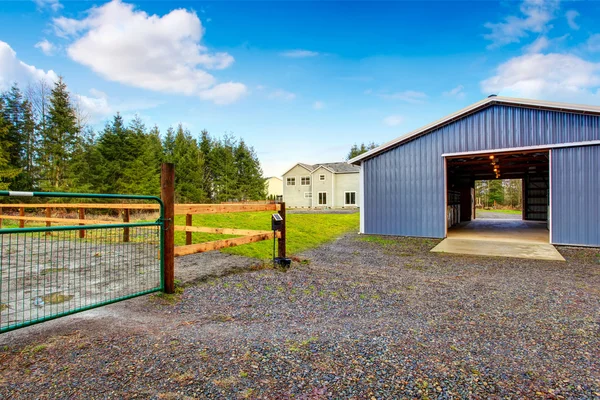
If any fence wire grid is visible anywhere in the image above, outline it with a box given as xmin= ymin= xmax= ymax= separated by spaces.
xmin=0 ymin=224 xmax=162 ymax=333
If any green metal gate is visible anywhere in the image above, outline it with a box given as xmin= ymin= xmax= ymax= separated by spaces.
xmin=0 ymin=191 xmax=164 ymax=333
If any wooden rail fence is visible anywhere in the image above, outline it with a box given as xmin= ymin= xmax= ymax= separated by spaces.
xmin=0 ymin=163 xmax=286 ymax=294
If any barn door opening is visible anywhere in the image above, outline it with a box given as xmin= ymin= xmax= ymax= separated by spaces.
xmin=445 ymin=150 xmax=549 ymax=244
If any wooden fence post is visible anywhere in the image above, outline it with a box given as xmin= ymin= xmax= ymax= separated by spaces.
xmin=161 ymin=163 xmax=175 ymax=294
xmin=19 ymin=207 xmax=25 ymax=228
xmin=278 ymin=202 xmax=286 ymax=258
xmin=123 ymin=208 xmax=130 ymax=242
xmin=46 ymin=207 xmax=52 ymax=236
xmin=186 ymin=214 xmax=192 ymax=245
xmin=79 ymin=208 xmax=85 ymax=239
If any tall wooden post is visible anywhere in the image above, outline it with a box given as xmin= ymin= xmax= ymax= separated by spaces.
xmin=45 ymin=207 xmax=52 ymax=236
xmin=277 ymin=202 xmax=286 ymax=258
xmin=19 ymin=207 xmax=25 ymax=228
xmin=78 ymin=208 xmax=85 ymax=238
xmin=45 ymin=207 xmax=51 ymax=228
xmin=185 ymin=214 xmax=192 ymax=245
xmin=161 ymin=163 xmax=175 ymax=294
xmin=123 ymin=208 xmax=130 ymax=242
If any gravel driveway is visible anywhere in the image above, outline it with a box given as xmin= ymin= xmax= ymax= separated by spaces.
xmin=1 ymin=233 xmax=599 ymax=398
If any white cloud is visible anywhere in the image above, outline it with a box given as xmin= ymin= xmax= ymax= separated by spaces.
xmin=313 ymin=100 xmax=325 ymax=110
xmin=268 ymin=89 xmax=296 ymax=101
xmin=524 ymin=36 xmax=550 ymax=53
xmin=484 ymin=0 xmax=559 ymax=48
xmin=280 ymin=49 xmax=319 ymax=58
xmin=53 ymin=0 xmax=245 ymax=105
xmin=587 ymin=34 xmax=600 ymax=53
xmin=383 ymin=115 xmax=404 ymax=127
xmin=379 ymin=90 xmax=427 ymax=103
xmin=481 ymin=53 xmax=600 ymax=103
xmin=34 ymin=0 xmax=62 ymax=12
xmin=198 ymin=82 xmax=248 ymax=105
xmin=74 ymin=88 xmax=163 ymax=123
xmin=0 ymin=40 xmax=58 ymax=90
xmin=34 ymin=39 xmax=56 ymax=55
xmin=73 ymin=90 xmax=112 ymax=123
xmin=443 ymin=85 xmax=466 ymax=99
xmin=566 ymin=10 xmax=580 ymax=30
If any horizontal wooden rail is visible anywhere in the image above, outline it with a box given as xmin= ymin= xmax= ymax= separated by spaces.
xmin=174 ymin=232 xmax=274 ymax=257
xmin=174 ymin=225 xmax=277 ymax=236
xmin=0 ymin=202 xmax=281 ymax=215
xmin=175 ymin=203 xmax=280 ymax=215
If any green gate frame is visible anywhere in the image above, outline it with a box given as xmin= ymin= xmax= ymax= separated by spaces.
xmin=0 ymin=190 xmax=165 ymax=333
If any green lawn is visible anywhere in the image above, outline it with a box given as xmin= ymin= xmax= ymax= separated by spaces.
xmin=174 ymin=211 xmax=359 ymax=259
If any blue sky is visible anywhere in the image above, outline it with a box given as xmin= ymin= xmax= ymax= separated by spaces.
xmin=1 ymin=0 xmax=600 ymax=177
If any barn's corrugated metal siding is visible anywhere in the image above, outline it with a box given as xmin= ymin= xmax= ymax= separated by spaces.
xmin=551 ymin=145 xmax=600 ymax=246
xmin=363 ymin=104 xmax=600 ymax=240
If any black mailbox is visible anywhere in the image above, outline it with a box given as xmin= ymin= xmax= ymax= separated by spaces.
xmin=271 ymin=213 xmax=283 ymax=231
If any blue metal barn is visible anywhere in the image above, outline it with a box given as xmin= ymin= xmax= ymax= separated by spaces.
xmin=350 ymin=96 xmax=600 ymax=247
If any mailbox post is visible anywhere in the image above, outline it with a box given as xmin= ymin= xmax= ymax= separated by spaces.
xmin=271 ymin=209 xmax=290 ymax=268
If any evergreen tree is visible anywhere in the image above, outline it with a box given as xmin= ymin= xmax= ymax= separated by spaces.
xmin=40 ymin=77 xmax=79 ymax=189
xmin=235 ymin=140 xmax=266 ymax=200
xmin=0 ymin=110 xmax=20 ymax=190
xmin=120 ymin=122 xmax=162 ymax=196
xmin=211 ymin=135 xmax=238 ymax=202
xmin=162 ymin=127 xmax=176 ymax=163
xmin=172 ymin=124 xmax=206 ymax=202
xmin=96 ymin=113 xmax=136 ymax=193
xmin=346 ymin=142 xmax=378 ymax=160
xmin=198 ymin=129 xmax=214 ymax=200
xmin=68 ymin=128 xmax=104 ymax=193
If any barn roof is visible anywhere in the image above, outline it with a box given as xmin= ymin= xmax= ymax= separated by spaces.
xmin=349 ymin=96 xmax=600 ymax=165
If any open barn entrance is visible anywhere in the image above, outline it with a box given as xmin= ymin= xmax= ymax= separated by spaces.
xmin=445 ymin=150 xmax=550 ymax=244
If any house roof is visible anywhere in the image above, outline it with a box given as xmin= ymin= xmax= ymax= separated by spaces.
xmin=282 ymin=162 xmax=359 ymax=176
xmin=349 ymin=96 xmax=600 ymax=165
xmin=317 ymin=162 xmax=360 ymax=173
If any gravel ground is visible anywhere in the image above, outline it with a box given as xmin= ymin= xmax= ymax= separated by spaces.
xmin=1 ymin=233 xmax=599 ymax=399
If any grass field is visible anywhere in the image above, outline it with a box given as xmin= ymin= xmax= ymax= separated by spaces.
xmin=1 ymin=211 xmax=360 ymax=260
xmin=174 ymin=211 xmax=359 ymax=259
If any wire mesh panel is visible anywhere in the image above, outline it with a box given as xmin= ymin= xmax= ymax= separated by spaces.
xmin=0 ymin=191 xmax=164 ymax=333
xmin=0 ymin=224 xmax=162 ymax=333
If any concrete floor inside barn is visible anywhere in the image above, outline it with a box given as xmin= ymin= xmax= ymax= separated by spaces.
xmin=432 ymin=219 xmax=565 ymax=261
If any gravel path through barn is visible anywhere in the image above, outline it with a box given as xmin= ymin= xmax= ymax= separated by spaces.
xmin=1 ymin=233 xmax=599 ymax=398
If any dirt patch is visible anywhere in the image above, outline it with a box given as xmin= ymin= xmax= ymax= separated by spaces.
xmin=175 ymin=251 xmax=264 ymax=285
xmin=1 ymin=233 xmax=599 ymax=398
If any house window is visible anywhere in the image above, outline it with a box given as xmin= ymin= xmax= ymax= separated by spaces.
xmin=304 ymin=192 xmax=312 ymax=198
xmin=286 ymin=177 xmax=295 ymax=186
xmin=319 ymin=174 xmax=325 ymax=181
xmin=345 ymin=191 xmax=356 ymax=205
xmin=318 ymin=192 xmax=327 ymax=205
xmin=301 ymin=176 xmax=311 ymax=185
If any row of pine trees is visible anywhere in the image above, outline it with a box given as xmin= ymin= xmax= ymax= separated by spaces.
xmin=0 ymin=78 xmax=266 ymax=203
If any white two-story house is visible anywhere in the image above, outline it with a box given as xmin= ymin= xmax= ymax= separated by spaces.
xmin=281 ymin=162 xmax=360 ymax=208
